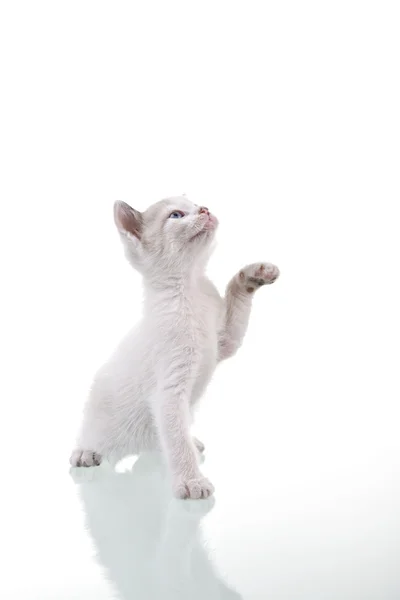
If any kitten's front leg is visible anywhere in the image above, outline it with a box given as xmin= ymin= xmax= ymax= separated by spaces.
xmin=218 ymin=262 xmax=279 ymax=361
xmin=153 ymin=361 xmax=214 ymax=500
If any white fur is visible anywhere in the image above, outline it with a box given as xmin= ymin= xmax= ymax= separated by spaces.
xmin=70 ymin=196 xmax=279 ymax=499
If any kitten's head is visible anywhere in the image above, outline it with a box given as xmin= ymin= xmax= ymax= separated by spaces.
xmin=114 ymin=196 xmax=218 ymax=278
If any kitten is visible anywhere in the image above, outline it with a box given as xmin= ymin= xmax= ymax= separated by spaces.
xmin=70 ymin=196 xmax=279 ymax=499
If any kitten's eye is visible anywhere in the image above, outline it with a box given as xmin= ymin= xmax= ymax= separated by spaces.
xmin=168 ymin=210 xmax=185 ymax=219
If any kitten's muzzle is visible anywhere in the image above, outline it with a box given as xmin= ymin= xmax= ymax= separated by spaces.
xmin=199 ymin=206 xmax=218 ymax=226
xmin=204 ymin=213 xmax=218 ymax=229
xmin=190 ymin=213 xmax=218 ymax=241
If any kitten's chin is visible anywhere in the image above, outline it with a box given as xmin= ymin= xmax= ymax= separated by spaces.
xmin=190 ymin=228 xmax=216 ymax=244
xmin=190 ymin=217 xmax=218 ymax=242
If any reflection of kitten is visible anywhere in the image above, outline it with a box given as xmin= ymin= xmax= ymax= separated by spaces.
xmin=70 ymin=196 xmax=279 ymax=498
xmin=71 ymin=454 xmax=243 ymax=600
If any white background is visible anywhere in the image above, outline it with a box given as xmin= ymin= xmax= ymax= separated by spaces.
xmin=1 ymin=1 xmax=399 ymax=599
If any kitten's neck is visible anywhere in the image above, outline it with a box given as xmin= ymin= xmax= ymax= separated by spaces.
xmin=143 ymin=271 xmax=205 ymax=307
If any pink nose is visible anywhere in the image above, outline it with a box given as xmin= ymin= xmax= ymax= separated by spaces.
xmin=199 ymin=206 xmax=210 ymax=215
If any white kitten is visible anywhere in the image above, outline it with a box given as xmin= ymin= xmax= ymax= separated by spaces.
xmin=70 ymin=196 xmax=279 ymax=499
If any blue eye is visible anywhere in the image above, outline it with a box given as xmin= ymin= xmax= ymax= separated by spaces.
xmin=169 ymin=211 xmax=185 ymax=219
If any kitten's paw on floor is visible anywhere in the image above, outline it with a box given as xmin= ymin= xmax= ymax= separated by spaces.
xmin=173 ymin=475 xmax=215 ymax=500
xmin=238 ymin=262 xmax=280 ymax=293
xmin=70 ymin=449 xmax=102 ymax=467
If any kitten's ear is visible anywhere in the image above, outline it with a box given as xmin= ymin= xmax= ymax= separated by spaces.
xmin=114 ymin=201 xmax=143 ymax=240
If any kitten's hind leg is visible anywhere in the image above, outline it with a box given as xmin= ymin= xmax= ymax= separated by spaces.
xmin=70 ymin=389 xmax=117 ymax=468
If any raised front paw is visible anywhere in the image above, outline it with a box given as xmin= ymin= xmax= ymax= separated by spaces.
xmin=173 ymin=474 xmax=215 ymax=500
xmin=238 ymin=262 xmax=280 ymax=293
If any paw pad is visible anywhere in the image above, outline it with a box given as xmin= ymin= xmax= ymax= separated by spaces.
xmin=238 ymin=262 xmax=280 ymax=292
